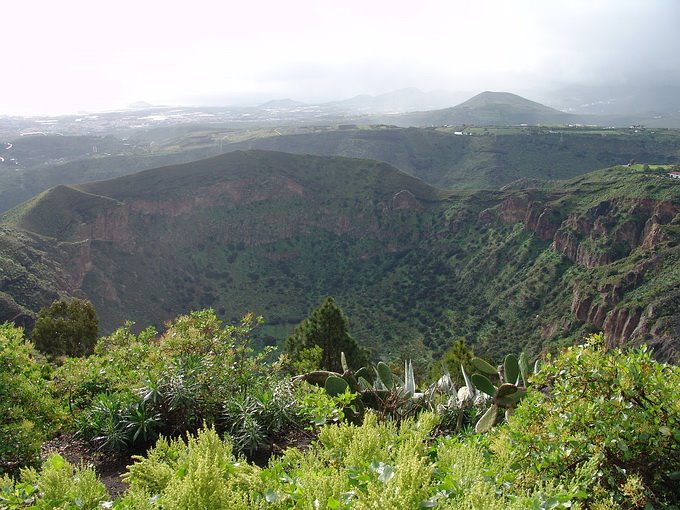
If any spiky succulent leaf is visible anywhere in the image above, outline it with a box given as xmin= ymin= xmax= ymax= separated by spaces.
xmin=341 ymin=352 xmax=349 ymax=373
xmin=461 ymin=364 xmax=476 ymax=400
xmin=436 ymin=372 xmax=456 ymax=395
xmin=504 ymin=354 xmax=520 ymax=385
xmin=404 ymin=359 xmax=416 ymax=397
xmin=534 ymin=359 xmax=542 ymax=375
xmin=377 ymin=362 xmax=394 ymax=390
xmin=475 ymin=404 xmax=498 ymax=433
xmin=471 ymin=357 xmax=498 ymax=375
xmin=471 ymin=373 xmax=496 ymax=397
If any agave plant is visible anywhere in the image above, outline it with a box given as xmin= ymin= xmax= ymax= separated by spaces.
xmin=296 ymin=352 xmax=426 ymax=423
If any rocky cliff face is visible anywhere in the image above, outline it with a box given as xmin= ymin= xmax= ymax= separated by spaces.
xmin=494 ymin=193 xmax=679 ymax=352
xmin=550 ymin=199 xmax=677 ymax=268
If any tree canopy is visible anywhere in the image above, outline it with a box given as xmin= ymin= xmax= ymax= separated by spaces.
xmin=284 ymin=297 xmax=369 ymax=373
xmin=30 ymin=299 xmax=99 ymax=357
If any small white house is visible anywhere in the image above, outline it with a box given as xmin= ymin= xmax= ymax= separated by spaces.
xmin=669 ymin=171 xmax=680 ymax=179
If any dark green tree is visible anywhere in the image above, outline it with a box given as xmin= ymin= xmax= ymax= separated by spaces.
xmin=30 ymin=299 xmax=99 ymax=357
xmin=284 ymin=297 xmax=368 ymax=373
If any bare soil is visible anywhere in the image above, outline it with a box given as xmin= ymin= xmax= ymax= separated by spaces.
xmin=39 ymin=427 xmax=318 ymax=498
xmin=41 ymin=434 xmax=134 ymax=498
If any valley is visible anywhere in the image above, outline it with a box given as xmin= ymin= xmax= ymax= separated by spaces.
xmin=0 ymin=91 xmax=678 ymax=366
xmin=4 ymin=4 xmax=680 ymax=505
xmin=0 ymin=149 xmax=677 ymax=364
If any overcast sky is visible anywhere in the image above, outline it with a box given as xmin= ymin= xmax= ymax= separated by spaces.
xmin=2 ymin=0 xmax=678 ymax=115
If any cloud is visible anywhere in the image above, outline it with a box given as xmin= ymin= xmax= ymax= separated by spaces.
xmin=1 ymin=0 xmax=678 ymax=114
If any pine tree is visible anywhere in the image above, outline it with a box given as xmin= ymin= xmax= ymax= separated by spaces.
xmin=284 ymin=297 xmax=369 ymax=373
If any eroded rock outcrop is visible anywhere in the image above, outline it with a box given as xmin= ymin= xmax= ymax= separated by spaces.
xmin=496 ymin=193 xmax=679 ymax=350
xmin=551 ymin=199 xmax=679 ymax=267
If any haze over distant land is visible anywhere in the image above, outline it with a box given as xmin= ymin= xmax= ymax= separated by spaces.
xmin=1 ymin=0 xmax=678 ymax=116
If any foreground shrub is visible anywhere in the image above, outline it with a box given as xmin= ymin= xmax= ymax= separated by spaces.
xmin=122 ymin=427 xmax=263 ymax=509
xmin=0 ymin=453 xmax=107 ymax=509
xmin=30 ymin=299 xmax=99 ymax=358
xmin=0 ymin=323 xmax=62 ymax=474
xmin=59 ymin=310 xmax=341 ymax=456
xmin=119 ymin=413 xmax=588 ymax=509
xmin=504 ymin=334 xmax=680 ymax=507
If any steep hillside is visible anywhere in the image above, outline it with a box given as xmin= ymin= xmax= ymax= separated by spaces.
xmin=0 ymin=152 xmax=677 ymax=363
xmin=424 ymin=167 xmax=680 ymax=361
xmin=0 ymin=226 xmax=78 ymax=331
xmin=1 ymin=151 xmax=441 ymax=347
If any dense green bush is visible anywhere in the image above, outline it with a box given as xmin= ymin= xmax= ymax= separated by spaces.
xmin=121 ymin=427 xmax=263 ymax=509
xmin=0 ymin=324 xmax=62 ymax=474
xmin=0 ymin=454 xmax=107 ymax=509
xmin=115 ymin=335 xmax=680 ymax=508
xmin=58 ymin=310 xmax=350 ymax=456
xmin=53 ymin=322 xmax=158 ymax=412
xmin=116 ymin=336 xmax=680 ymax=508
xmin=117 ymin=413 xmax=592 ymax=509
xmin=4 ymin=328 xmax=680 ymax=508
xmin=501 ymin=334 xmax=680 ymax=508
xmin=61 ymin=310 xmax=280 ymax=450
xmin=30 ymin=299 xmax=99 ymax=358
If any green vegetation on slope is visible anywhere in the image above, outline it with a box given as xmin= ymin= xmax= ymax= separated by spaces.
xmin=0 ymin=152 xmax=677 ymax=365
xmin=2 ymin=126 xmax=679 ymax=213
xmin=228 ymin=125 xmax=680 ymax=188
xmin=0 ymin=323 xmax=62 ymax=474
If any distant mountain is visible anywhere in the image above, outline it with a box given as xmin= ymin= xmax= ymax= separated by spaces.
xmin=0 ymin=150 xmax=678 ymax=362
xmin=543 ymin=83 xmax=680 ymax=116
xmin=258 ymin=99 xmax=308 ymax=109
xmin=327 ymin=88 xmax=467 ymax=114
xmin=128 ymin=101 xmax=157 ymax=109
xmin=391 ymin=91 xmax=580 ymax=126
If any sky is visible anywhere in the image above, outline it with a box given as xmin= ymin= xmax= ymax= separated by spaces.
xmin=2 ymin=0 xmax=679 ymax=115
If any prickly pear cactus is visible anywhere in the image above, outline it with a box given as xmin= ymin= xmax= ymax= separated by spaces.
xmin=376 ymin=362 xmax=394 ymax=390
xmin=324 ymin=374 xmax=349 ymax=397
